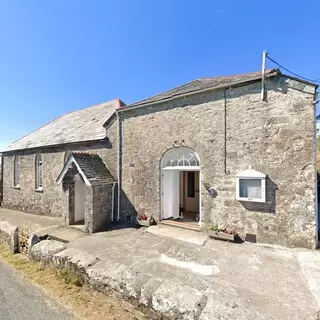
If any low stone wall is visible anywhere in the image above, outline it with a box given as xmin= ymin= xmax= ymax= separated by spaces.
xmin=0 ymin=221 xmax=19 ymax=253
xmin=29 ymin=240 xmax=207 ymax=319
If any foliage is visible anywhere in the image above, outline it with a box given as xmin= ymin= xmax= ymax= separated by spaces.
xmin=57 ymin=267 xmax=82 ymax=287
xmin=208 ymin=224 xmax=235 ymax=234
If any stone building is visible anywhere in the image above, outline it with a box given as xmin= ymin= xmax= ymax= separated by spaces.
xmin=1 ymin=69 xmax=319 ymax=248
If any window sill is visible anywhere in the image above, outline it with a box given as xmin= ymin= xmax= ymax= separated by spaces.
xmin=13 ymin=186 xmax=20 ymax=190
xmin=237 ymin=197 xmax=265 ymax=203
xmin=35 ymin=188 xmax=43 ymax=193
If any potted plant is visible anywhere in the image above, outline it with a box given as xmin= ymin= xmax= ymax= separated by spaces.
xmin=207 ymin=224 xmax=235 ymax=242
xmin=137 ymin=213 xmax=150 ymax=227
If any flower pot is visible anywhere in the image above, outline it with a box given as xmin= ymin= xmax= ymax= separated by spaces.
xmin=208 ymin=230 xmax=234 ymax=242
xmin=137 ymin=219 xmax=150 ymax=227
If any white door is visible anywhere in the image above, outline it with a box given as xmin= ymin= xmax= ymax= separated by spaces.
xmin=75 ymin=177 xmax=85 ymax=222
xmin=162 ymin=170 xmax=180 ymax=220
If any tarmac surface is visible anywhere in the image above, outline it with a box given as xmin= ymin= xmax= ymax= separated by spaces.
xmin=0 ymin=261 xmax=72 ymax=320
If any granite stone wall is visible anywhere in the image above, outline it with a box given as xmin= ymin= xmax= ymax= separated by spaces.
xmin=1 ymin=121 xmax=118 ymax=221
xmin=120 ymin=75 xmax=317 ymax=248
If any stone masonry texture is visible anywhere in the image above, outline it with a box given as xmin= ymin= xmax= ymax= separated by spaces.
xmin=120 ymin=75 xmax=317 ymax=249
xmin=1 ymin=75 xmax=318 ymax=248
xmin=1 ymin=121 xmax=118 ymax=224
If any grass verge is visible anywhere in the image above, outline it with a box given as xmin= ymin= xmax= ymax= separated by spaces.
xmin=0 ymin=243 xmax=146 ymax=320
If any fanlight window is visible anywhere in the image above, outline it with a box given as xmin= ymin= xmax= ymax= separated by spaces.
xmin=161 ymin=147 xmax=200 ymax=168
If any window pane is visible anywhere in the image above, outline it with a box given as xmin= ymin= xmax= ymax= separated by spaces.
xmin=35 ymin=155 xmax=43 ymax=189
xmin=187 ymin=172 xmax=195 ymax=198
xmin=39 ymin=164 xmax=42 ymax=187
xmin=14 ymin=156 xmax=20 ymax=186
xmin=239 ymin=179 xmax=261 ymax=199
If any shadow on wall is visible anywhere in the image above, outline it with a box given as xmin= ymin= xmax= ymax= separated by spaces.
xmin=239 ymin=177 xmax=278 ymax=214
xmin=89 ymin=189 xmax=140 ymax=232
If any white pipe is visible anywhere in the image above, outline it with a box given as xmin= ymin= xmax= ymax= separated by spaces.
xmin=261 ymin=50 xmax=267 ymax=101
xmin=111 ymin=182 xmax=116 ymax=222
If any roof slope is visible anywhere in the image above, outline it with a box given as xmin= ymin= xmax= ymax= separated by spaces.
xmin=4 ymin=99 xmax=120 ymax=152
xmin=72 ymin=153 xmax=115 ymax=185
xmin=129 ymin=69 xmax=279 ymax=107
xmin=56 ymin=152 xmax=115 ymax=186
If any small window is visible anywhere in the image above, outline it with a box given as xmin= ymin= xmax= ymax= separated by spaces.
xmin=236 ymin=168 xmax=266 ymax=203
xmin=14 ymin=156 xmax=20 ymax=187
xmin=35 ymin=154 xmax=43 ymax=190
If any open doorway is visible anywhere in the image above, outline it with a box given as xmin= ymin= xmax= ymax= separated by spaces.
xmin=74 ymin=174 xmax=85 ymax=225
xmin=180 ymin=171 xmax=200 ymax=224
xmin=160 ymin=147 xmax=201 ymax=229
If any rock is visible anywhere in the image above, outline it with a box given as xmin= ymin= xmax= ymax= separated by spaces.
xmin=29 ymin=240 xmax=65 ymax=262
xmin=0 ymin=221 xmax=19 ymax=253
xmin=140 ymin=277 xmax=163 ymax=307
xmin=53 ymin=248 xmax=99 ymax=271
xmin=198 ymin=297 xmax=271 ymax=320
xmin=152 ymin=280 xmax=207 ymax=320
xmin=87 ymin=260 xmax=143 ymax=299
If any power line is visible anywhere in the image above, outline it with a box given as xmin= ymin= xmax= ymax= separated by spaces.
xmin=266 ymin=54 xmax=320 ymax=84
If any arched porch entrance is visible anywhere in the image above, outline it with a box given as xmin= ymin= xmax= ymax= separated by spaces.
xmin=160 ymin=147 xmax=201 ymax=227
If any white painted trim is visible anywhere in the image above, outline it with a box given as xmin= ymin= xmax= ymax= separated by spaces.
xmin=160 ymin=167 xmax=201 ymax=222
xmin=162 ymin=166 xmax=201 ymax=171
xmin=236 ymin=176 xmax=266 ymax=203
xmin=236 ymin=168 xmax=266 ymax=178
xmin=198 ymin=170 xmax=202 ymax=225
xmin=56 ymin=155 xmax=91 ymax=186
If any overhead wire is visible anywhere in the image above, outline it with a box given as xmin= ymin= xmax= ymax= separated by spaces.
xmin=266 ymin=54 xmax=320 ymax=84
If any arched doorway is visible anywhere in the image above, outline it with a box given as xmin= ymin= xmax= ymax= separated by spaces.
xmin=160 ymin=147 xmax=201 ymax=226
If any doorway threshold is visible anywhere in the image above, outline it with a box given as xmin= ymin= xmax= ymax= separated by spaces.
xmin=160 ymin=219 xmax=201 ymax=232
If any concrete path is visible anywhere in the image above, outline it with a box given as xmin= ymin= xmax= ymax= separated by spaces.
xmin=2 ymin=207 xmax=320 ymax=318
xmin=0 ymin=261 xmax=72 ymax=320
xmin=63 ymin=227 xmax=320 ymax=320
xmin=0 ymin=208 xmax=61 ymax=234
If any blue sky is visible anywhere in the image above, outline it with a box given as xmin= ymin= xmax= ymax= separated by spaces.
xmin=0 ymin=0 xmax=319 ymax=150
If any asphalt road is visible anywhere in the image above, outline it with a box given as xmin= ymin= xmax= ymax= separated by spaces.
xmin=0 ymin=261 xmax=73 ymax=320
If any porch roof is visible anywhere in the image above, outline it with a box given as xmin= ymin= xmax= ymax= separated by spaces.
xmin=56 ymin=152 xmax=116 ymax=186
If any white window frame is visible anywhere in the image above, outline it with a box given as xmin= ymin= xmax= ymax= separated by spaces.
xmin=35 ymin=154 xmax=43 ymax=191
xmin=13 ymin=156 xmax=20 ymax=188
xmin=236 ymin=169 xmax=266 ymax=203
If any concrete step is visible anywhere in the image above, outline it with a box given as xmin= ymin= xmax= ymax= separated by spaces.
xmin=45 ymin=226 xmax=86 ymax=244
xmin=146 ymin=225 xmax=208 ymax=246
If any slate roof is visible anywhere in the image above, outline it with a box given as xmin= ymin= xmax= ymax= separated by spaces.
xmin=58 ymin=153 xmax=115 ymax=186
xmin=3 ymin=99 xmax=121 ymax=152
xmin=129 ymin=69 xmax=279 ymax=107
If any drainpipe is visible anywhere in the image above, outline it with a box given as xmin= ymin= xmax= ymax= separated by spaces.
xmin=116 ymin=110 xmax=122 ymax=222
xmin=111 ymin=182 xmax=116 ymax=222
xmin=224 ymin=89 xmax=228 ymax=174
xmin=261 ymin=50 xmax=267 ymax=101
